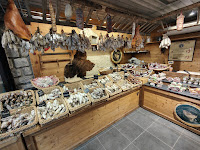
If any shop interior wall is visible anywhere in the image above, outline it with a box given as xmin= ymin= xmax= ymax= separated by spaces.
xmin=29 ymin=22 xmax=131 ymax=81
xmin=129 ymin=28 xmax=200 ymax=72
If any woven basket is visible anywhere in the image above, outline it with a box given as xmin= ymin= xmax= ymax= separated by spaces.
xmin=35 ymin=86 xmax=63 ymax=105
xmin=0 ymin=106 xmax=38 ymax=140
xmin=116 ymin=80 xmax=134 ymax=92
xmin=108 ymin=72 xmax=124 ymax=83
xmin=61 ymin=82 xmax=84 ymax=94
xmin=97 ymin=75 xmax=113 ymax=86
xmin=99 ymin=68 xmax=113 ymax=75
xmin=64 ymin=93 xmax=92 ymax=113
xmin=0 ymin=90 xmax=36 ymax=112
xmin=31 ymin=75 xmax=59 ymax=90
xmin=37 ymin=98 xmax=69 ymax=126
xmin=148 ymin=63 xmax=169 ymax=71
xmin=80 ymin=78 xmax=102 ymax=90
xmin=118 ymin=64 xmax=137 ymax=71
xmin=105 ymin=82 xmax=122 ymax=97
xmin=130 ymin=68 xmax=153 ymax=78
xmin=88 ymin=88 xmax=109 ymax=105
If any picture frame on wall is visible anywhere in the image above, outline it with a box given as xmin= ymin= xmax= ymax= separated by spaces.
xmin=168 ymin=39 xmax=196 ymax=61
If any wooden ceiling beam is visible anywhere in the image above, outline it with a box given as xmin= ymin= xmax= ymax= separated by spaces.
xmin=85 ymin=8 xmax=94 ymax=25
xmin=151 ymin=2 xmax=200 ymax=23
xmin=112 ymin=17 xmax=123 ymax=28
xmin=56 ymin=0 xmax=61 ymax=24
xmin=140 ymin=23 xmax=151 ymax=32
xmin=142 ymin=24 xmax=155 ymax=33
xmin=146 ymin=24 xmax=159 ymax=33
xmin=122 ymin=21 xmax=133 ymax=31
xmin=126 ymin=23 xmax=134 ymax=32
xmin=24 ymin=0 xmax=32 ymax=21
xmin=117 ymin=19 xmax=127 ymax=30
xmin=73 ymin=0 xmax=102 ymax=10
xmin=105 ymin=7 xmax=148 ymax=23
xmin=100 ymin=14 xmax=108 ymax=27
xmin=42 ymin=0 xmax=47 ymax=22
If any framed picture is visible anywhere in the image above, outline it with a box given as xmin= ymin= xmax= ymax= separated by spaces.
xmin=168 ymin=40 xmax=196 ymax=61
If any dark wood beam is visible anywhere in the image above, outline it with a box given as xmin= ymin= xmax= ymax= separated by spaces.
xmin=85 ymin=8 xmax=94 ymax=25
xmin=100 ymin=14 xmax=108 ymax=27
xmin=105 ymin=7 xmax=147 ymax=23
xmin=140 ymin=23 xmax=151 ymax=32
xmin=112 ymin=17 xmax=123 ymax=28
xmin=126 ymin=23 xmax=134 ymax=32
xmin=56 ymin=0 xmax=61 ymax=24
xmin=42 ymin=0 xmax=47 ymax=22
xmin=73 ymin=0 xmax=102 ymax=10
xmin=24 ymin=0 xmax=32 ymax=21
xmin=146 ymin=24 xmax=159 ymax=33
xmin=151 ymin=2 xmax=200 ymax=23
xmin=142 ymin=24 xmax=155 ymax=33
xmin=117 ymin=18 xmax=127 ymax=30
xmin=122 ymin=21 xmax=133 ymax=31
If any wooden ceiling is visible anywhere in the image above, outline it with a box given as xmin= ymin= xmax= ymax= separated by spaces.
xmin=0 ymin=0 xmax=200 ymax=34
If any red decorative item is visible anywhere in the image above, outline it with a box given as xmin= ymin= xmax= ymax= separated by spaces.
xmin=44 ymin=47 xmax=50 ymax=51
xmin=177 ymin=13 xmax=185 ymax=31
xmin=4 ymin=0 xmax=31 ymax=40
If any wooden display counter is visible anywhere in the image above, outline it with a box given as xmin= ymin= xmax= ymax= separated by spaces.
xmin=141 ymin=85 xmax=200 ymax=135
xmin=22 ymin=87 xmax=140 ymax=150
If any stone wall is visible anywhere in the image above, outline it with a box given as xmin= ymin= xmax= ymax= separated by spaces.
xmin=5 ymin=47 xmax=34 ymax=89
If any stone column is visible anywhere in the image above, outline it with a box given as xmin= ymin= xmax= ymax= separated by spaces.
xmin=5 ymin=47 xmax=34 ymax=89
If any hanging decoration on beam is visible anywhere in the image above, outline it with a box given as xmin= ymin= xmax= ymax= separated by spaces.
xmin=131 ymin=25 xmax=143 ymax=48
xmin=49 ymin=0 xmax=57 ymax=33
xmin=4 ymin=0 xmax=31 ymax=40
xmin=106 ymin=14 xmax=112 ymax=33
xmin=76 ymin=8 xmax=84 ymax=30
xmin=131 ymin=22 xmax=136 ymax=38
xmin=159 ymin=34 xmax=171 ymax=49
xmin=65 ymin=2 xmax=72 ymax=20
xmin=176 ymin=12 xmax=185 ymax=31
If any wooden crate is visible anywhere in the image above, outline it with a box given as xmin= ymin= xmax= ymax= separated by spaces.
xmin=62 ymin=82 xmax=84 ymax=94
xmin=80 ymin=78 xmax=102 ymax=90
xmin=89 ymin=88 xmax=109 ymax=105
xmin=105 ymin=82 xmax=122 ymax=97
xmin=97 ymin=75 xmax=113 ymax=86
xmin=116 ymin=80 xmax=134 ymax=92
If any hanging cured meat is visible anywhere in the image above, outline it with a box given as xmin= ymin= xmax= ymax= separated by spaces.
xmin=106 ymin=14 xmax=112 ymax=33
xmin=76 ymin=8 xmax=84 ymax=30
xmin=176 ymin=13 xmax=185 ymax=31
xmin=49 ymin=0 xmax=57 ymax=33
xmin=4 ymin=0 xmax=31 ymax=40
xmin=65 ymin=3 xmax=72 ymax=20
xmin=131 ymin=22 xmax=136 ymax=38
xmin=131 ymin=25 xmax=142 ymax=48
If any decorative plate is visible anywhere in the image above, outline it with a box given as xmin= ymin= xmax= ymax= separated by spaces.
xmin=174 ymin=103 xmax=200 ymax=127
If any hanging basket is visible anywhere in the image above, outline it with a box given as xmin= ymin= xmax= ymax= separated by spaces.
xmin=176 ymin=13 xmax=185 ymax=31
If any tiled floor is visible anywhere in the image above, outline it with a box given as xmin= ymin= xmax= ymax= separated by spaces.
xmin=75 ymin=107 xmax=200 ymax=150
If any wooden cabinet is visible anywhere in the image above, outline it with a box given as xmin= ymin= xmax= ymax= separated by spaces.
xmin=141 ymin=86 xmax=200 ymax=135
xmin=24 ymin=89 xmax=140 ymax=150
xmin=0 ymin=136 xmax=25 ymax=150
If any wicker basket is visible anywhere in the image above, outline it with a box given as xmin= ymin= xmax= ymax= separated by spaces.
xmin=108 ymin=72 xmax=124 ymax=83
xmin=99 ymin=68 xmax=113 ymax=75
xmin=129 ymin=68 xmax=153 ymax=78
xmin=31 ymin=75 xmax=59 ymax=90
xmin=118 ymin=64 xmax=137 ymax=71
xmin=0 ymin=106 xmax=38 ymax=140
xmin=148 ymin=63 xmax=169 ymax=71
xmin=80 ymin=78 xmax=102 ymax=90
xmin=97 ymin=75 xmax=113 ymax=86
xmin=105 ymin=82 xmax=122 ymax=97
xmin=35 ymin=86 xmax=63 ymax=105
xmin=116 ymin=80 xmax=134 ymax=92
xmin=0 ymin=90 xmax=36 ymax=112
xmin=64 ymin=93 xmax=92 ymax=113
xmin=37 ymin=98 xmax=69 ymax=126
xmin=61 ymin=82 xmax=84 ymax=94
xmin=88 ymin=88 xmax=109 ymax=105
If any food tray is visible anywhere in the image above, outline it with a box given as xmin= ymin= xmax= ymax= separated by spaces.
xmin=108 ymin=72 xmax=124 ymax=83
xmin=118 ymin=63 xmax=137 ymax=71
xmin=130 ymin=68 xmax=153 ymax=78
xmin=31 ymin=75 xmax=59 ymax=90
xmin=116 ymin=80 xmax=134 ymax=92
xmin=88 ymin=88 xmax=109 ymax=105
xmin=62 ymin=82 xmax=84 ymax=94
xmin=99 ymin=68 xmax=113 ymax=75
xmin=148 ymin=63 xmax=169 ymax=71
xmin=35 ymin=86 xmax=63 ymax=105
xmin=37 ymin=98 xmax=69 ymax=126
xmin=0 ymin=90 xmax=36 ymax=112
xmin=98 ymin=75 xmax=113 ymax=86
xmin=0 ymin=106 xmax=38 ymax=140
xmin=80 ymin=78 xmax=102 ymax=90
xmin=64 ymin=93 xmax=92 ymax=113
xmin=105 ymin=82 xmax=122 ymax=97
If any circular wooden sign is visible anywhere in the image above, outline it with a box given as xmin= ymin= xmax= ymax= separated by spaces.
xmin=174 ymin=103 xmax=200 ymax=127
xmin=110 ymin=49 xmax=123 ymax=64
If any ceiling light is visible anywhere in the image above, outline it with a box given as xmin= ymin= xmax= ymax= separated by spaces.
xmin=104 ymin=21 xmax=106 ymax=23
xmin=89 ymin=18 xmax=92 ymax=21
xmin=189 ymin=10 xmax=195 ymax=16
